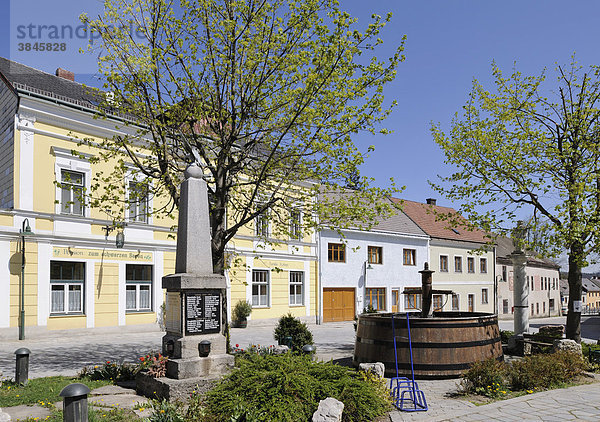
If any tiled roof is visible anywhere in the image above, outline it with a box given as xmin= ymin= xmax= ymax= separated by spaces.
xmin=395 ymin=198 xmax=489 ymax=243
xmin=0 ymin=57 xmax=100 ymax=107
xmin=582 ymin=278 xmax=600 ymax=292
xmin=371 ymin=206 xmax=427 ymax=237
xmin=319 ymin=191 xmax=427 ymax=237
xmin=495 ymin=236 xmax=560 ymax=269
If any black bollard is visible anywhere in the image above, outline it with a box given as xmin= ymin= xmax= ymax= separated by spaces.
xmin=14 ymin=348 xmax=31 ymax=385
xmin=301 ymin=344 xmax=315 ymax=355
xmin=59 ymin=383 xmax=91 ymax=422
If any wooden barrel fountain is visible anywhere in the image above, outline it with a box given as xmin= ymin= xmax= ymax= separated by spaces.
xmin=353 ymin=311 xmax=502 ymax=379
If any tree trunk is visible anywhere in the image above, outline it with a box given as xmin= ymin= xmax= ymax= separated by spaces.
xmin=565 ymin=243 xmax=583 ymax=342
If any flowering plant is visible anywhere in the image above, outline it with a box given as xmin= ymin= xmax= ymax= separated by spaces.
xmin=139 ymin=352 xmax=168 ymax=378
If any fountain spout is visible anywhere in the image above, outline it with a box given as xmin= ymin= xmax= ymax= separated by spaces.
xmin=419 ymin=262 xmax=435 ymax=318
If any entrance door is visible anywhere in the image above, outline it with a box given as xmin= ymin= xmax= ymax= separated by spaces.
xmin=391 ymin=289 xmax=400 ymax=312
xmin=468 ymin=294 xmax=474 ymax=312
xmin=323 ymin=288 xmax=355 ymax=322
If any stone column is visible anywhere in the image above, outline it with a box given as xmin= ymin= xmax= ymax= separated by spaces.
xmin=161 ymin=163 xmax=233 ymax=379
xmin=511 ymin=251 xmax=528 ymax=336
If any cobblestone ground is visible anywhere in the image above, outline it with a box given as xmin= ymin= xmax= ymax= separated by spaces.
xmin=2 ymin=319 xmax=600 ymax=421
xmin=390 ymin=383 xmax=600 ymax=422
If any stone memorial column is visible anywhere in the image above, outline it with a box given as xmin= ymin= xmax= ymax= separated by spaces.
xmin=511 ymin=251 xmax=528 ymax=336
xmin=161 ymin=163 xmax=234 ymax=379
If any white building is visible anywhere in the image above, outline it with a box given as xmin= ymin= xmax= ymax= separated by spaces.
xmin=496 ymin=237 xmax=561 ymax=319
xmin=318 ymin=206 xmax=429 ymax=322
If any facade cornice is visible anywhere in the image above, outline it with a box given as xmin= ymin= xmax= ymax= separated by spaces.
xmin=321 ymin=227 xmax=430 ymax=241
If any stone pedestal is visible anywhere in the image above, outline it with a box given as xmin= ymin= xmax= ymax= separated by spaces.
xmin=161 ymin=273 xmax=234 ymax=379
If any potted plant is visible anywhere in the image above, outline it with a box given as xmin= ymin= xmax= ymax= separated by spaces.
xmin=232 ymin=300 xmax=252 ymax=328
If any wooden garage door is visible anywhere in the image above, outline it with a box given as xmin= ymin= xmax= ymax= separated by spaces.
xmin=323 ymin=288 xmax=355 ymax=322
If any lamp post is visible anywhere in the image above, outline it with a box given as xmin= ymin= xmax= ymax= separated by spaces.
xmin=19 ymin=218 xmax=34 ymax=341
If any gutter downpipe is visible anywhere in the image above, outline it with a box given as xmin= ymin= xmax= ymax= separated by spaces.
xmin=494 ymin=246 xmax=498 ymax=315
xmin=317 ymin=229 xmax=322 ymax=325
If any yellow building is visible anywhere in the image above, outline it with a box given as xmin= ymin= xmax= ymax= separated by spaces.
xmin=0 ymin=57 xmax=318 ymax=339
xmin=226 ymin=210 xmax=318 ymax=324
xmin=0 ymin=58 xmax=180 ymax=339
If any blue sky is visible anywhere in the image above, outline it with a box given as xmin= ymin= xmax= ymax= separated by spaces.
xmin=2 ymin=0 xmax=600 ymax=209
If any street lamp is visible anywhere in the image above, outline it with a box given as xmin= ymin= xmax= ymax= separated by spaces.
xmin=19 ymin=218 xmax=34 ymax=340
xmin=102 ymin=223 xmax=125 ymax=249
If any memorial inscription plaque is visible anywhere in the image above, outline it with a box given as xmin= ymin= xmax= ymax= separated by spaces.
xmin=184 ymin=290 xmax=221 ymax=335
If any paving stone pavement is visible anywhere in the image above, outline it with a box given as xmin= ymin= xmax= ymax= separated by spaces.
xmin=2 ymin=319 xmax=600 ymax=421
xmin=388 ymin=377 xmax=600 ymax=421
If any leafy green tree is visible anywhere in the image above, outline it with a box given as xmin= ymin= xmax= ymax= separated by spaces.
xmin=80 ymin=0 xmax=404 ymax=274
xmin=431 ymin=59 xmax=600 ymax=342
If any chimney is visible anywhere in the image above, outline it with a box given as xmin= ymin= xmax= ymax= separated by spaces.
xmin=55 ymin=68 xmax=74 ymax=82
xmin=426 ymin=198 xmax=437 ymax=206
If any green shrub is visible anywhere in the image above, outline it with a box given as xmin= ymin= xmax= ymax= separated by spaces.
xmin=500 ymin=330 xmax=513 ymax=344
xmin=509 ymin=351 xmax=585 ymax=390
xmin=232 ymin=300 xmax=252 ymax=322
xmin=581 ymin=341 xmax=600 ymax=371
xmin=78 ymin=360 xmax=138 ymax=382
xmin=461 ymin=358 xmax=508 ymax=398
xmin=361 ymin=305 xmax=377 ymax=314
xmin=199 ymin=354 xmax=390 ymax=422
xmin=273 ymin=313 xmax=314 ymax=351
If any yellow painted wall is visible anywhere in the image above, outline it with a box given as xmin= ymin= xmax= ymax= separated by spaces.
xmin=36 ymin=218 xmax=53 ymax=231
xmin=30 ymin=121 xmax=176 ymax=229
xmin=231 ymin=238 xmax=253 ymax=249
xmin=228 ymin=256 xmax=248 ymax=312
xmin=94 ymin=262 xmax=119 ymax=327
xmin=126 ymin=312 xmax=155 ymax=325
xmin=310 ymin=261 xmax=317 ymax=312
xmin=9 ymin=240 xmax=38 ymax=327
xmin=250 ymin=258 xmax=307 ymax=320
xmin=154 ymin=230 xmax=176 ymax=242
xmin=0 ymin=213 xmax=13 ymax=227
xmin=47 ymin=315 xmax=87 ymax=330
xmin=163 ymin=251 xmax=176 ymax=275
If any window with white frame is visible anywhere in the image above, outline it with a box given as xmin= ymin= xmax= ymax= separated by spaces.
xmin=440 ymin=255 xmax=448 ymax=272
xmin=403 ymin=249 xmax=415 ymax=266
xmin=53 ymin=146 xmax=91 ymax=217
xmin=454 ymin=256 xmax=462 ymax=272
xmin=290 ymin=208 xmax=301 ymax=240
xmin=452 ymin=294 xmax=459 ymax=311
xmin=255 ymin=205 xmax=269 ymax=237
xmin=289 ymin=271 xmax=304 ymax=306
xmin=404 ymin=293 xmax=422 ymax=310
xmin=50 ymin=261 xmax=84 ymax=314
xmin=128 ymin=180 xmax=149 ymax=223
xmin=252 ymin=269 xmax=269 ymax=307
xmin=60 ymin=170 xmax=85 ymax=215
xmin=467 ymin=257 xmax=475 ymax=273
xmin=480 ymin=258 xmax=487 ymax=273
xmin=126 ymin=264 xmax=152 ymax=312
xmin=482 ymin=288 xmax=489 ymax=304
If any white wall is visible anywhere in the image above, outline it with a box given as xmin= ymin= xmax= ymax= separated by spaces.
xmin=320 ymin=229 xmax=429 ymax=313
xmin=497 ymin=262 xmax=561 ymax=319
